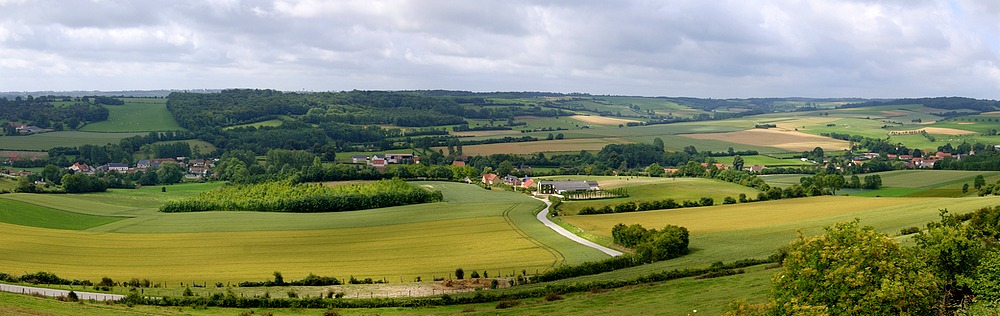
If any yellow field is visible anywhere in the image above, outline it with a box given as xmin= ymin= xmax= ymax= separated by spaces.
xmin=458 ymin=138 xmax=633 ymax=155
xmin=562 ymin=195 xmax=1000 ymax=237
xmin=680 ymin=129 xmax=850 ymax=151
xmin=570 ymin=115 xmax=641 ymax=126
xmin=0 ymin=217 xmax=555 ymax=283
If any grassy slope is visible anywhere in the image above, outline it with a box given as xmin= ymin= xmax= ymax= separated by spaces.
xmin=0 ymin=199 xmax=124 ymax=230
xmin=762 ymin=170 xmax=1000 ymax=197
xmin=0 ymin=182 xmax=607 ymax=283
xmin=0 ymin=131 xmax=143 ymax=151
xmin=0 ymin=266 xmax=772 ymax=315
xmin=559 ymin=195 xmax=1000 ymax=277
xmin=79 ymin=98 xmax=184 ymax=132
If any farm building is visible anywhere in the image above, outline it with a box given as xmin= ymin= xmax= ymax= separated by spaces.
xmin=351 ymin=156 xmax=369 ymax=163
xmin=537 ymin=180 xmax=600 ymax=194
xmin=482 ymin=173 xmax=499 ymax=185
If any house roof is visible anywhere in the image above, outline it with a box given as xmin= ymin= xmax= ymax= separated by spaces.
xmin=538 ymin=180 xmax=599 ymax=192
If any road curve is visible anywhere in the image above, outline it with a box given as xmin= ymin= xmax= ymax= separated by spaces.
xmin=0 ymin=283 xmax=124 ymax=301
xmin=534 ymin=197 xmax=623 ymax=257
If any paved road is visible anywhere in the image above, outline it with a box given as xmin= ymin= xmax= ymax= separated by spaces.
xmin=534 ymin=197 xmax=623 ymax=257
xmin=0 ymin=283 xmax=124 ymax=301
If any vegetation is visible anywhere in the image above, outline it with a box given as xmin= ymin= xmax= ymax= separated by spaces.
xmin=160 ymin=179 xmax=443 ymax=213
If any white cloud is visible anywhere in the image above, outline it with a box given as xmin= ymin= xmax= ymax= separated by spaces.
xmin=0 ymin=0 xmax=997 ymax=98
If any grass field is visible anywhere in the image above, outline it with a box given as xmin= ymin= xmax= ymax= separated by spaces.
xmin=557 ymin=195 xmax=1000 ymax=279
xmin=150 ymin=139 xmax=217 ymax=155
xmin=222 ymin=119 xmax=284 ymax=130
xmin=0 ymin=199 xmax=125 ymax=230
xmin=762 ymin=170 xmax=1000 ymax=197
xmin=0 ymin=182 xmax=608 ymax=283
xmin=0 ymin=131 xmax=143 ymax=151
xmin=0 ymin=264 xmax=773 ymax=315
xmin=740 ymin=155 xmax=813 ymax=167
xmin=536 ymin=176 xmax=761 ymax=214
xmin=79 ymin=98 xmax=184 ymax=132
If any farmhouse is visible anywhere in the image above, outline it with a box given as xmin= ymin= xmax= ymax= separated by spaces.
xmin=451 ymin=160 xmax=466 ymax=167
xmin=502 ymin=175 xmax=520 ymax=186
xmin=99 ymin=163 xmax=130 ymax=172
xmin=537 ymin=180 xmax=600 ymax=194
xmin=67 ymin=162 xmax=92 ymax=174
xmin=351 ymin=155 xmax=368 ymax=163
xmin=385 ymin=153 xmax=416 ymax=164
xmin=521 ymin=177 xmax=534 ymax=188
xmin=482 ymin=173 xmax=499 ymax=185
xmin=368 ymin=155 xmax=387 ymax=167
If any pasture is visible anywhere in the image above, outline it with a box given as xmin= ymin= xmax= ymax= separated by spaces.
xmin=79 ymin=98 xmax=184 ymax=132
xmin=762 ymin=170 xmax=1000 ymax=198
xmin=150 ymin=139 xmax=218 ymax=155
xmin=537 ymin=176 xmax=761 ymax=215
xmin=457 ymin=138 xmax=634 ymax=156
xmin=0 ymin=131 xmax=143 ymax=151
xmin=0 ymin=182 xmax=608 ymax=283
xmin=222 ymin=118 xmax=284 ymax=130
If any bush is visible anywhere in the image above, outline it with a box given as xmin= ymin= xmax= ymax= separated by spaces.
xmin=900 ymin=226 xmax=920 ymax=235
xmin=544 ymin=293 xmax=563 ymax=301
xmin=495 ymin=299 xmax=520 ymax=309
xmin=722 ymin=196 xmax=737 ymax=204
xmin=455 ymin=268 xmax=465 ymax=280
xmin=771 ymin=221 xmax=939 ymax=315
xmin=66 ymin=290 xmax=78 ymax=302
xmin=470 ymin=271 xmax=480 ymax=279
xmin=183 ymin=287 xmax=194 ymax=297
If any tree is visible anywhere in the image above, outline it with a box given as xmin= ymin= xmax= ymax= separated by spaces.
xmin=14 ymin=177 xmax=36 ymax=193
xmin=914 ymin=210 xmax=983 ymax=305
xmin=156 ymin=161 xmax=184 ymax=184
xmin=646 ymin=163 xmax=664 ymax=177
xmin=273 ymin=271 xmax=285 ymax=286
xmin=963 ymin=183 xmax=970 ymax=193
xmin=653 ymin=137 xmax=664 ymax=151
xmin=455 ymin=268 xmax=464 ymax=280
xmin=497 ymin=160 xmax=514 ymax=176
xmin=771 ymin=221 xmax=939 ymax=315
xmin=975 ymin=174 xmax=986 ymax=190
xmin=555 ymin=133 xmax=564 ymax=140
xmin=823 ymin=174 xmax=845 ymax=194
xmin=731 ymin=155 xmax=744 ymax=172
xmin=41 ymin=164 xmax=64 ymax=184
xmin=546 ymin=133 xmax=554 ymax=140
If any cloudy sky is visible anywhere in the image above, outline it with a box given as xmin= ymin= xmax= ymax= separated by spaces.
xmin=1 ymin=0 xmax=998 ymax=98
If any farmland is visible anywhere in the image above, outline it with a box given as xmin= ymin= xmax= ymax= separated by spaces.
xmin=538 ymin=176 xmax=762 ymax=215
xmin=762 ymin=170 xmax=1000 ymax=197
xmin=78 ymin=98 xmax=184 ymax=132
xmin=0 ymin=131 xmax=143 ymax=151
xmin=558 ymin=195 xmax=1000 ymax=275
xmin=0 ymin=182 xmax=608 ymax=283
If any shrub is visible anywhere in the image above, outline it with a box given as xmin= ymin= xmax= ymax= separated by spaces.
xmin=470 ymin=271 xmax=480 ymax=279
xmin=495 ymin=299 xmax=520 ymax=309
xmin=66 ymin=290 xmax=78 ymax=302
xmin=544 ymin=293 xmax=563 ymax=301
xmin=900 ymin=226 xmax=920 ymax=235
xmin=182 ymin=287 xmax=194 ymax=297
xmin=455 ymin=268 xmax=465 ymax=280
xmin=722 ymin=196 xmax=737 ymax=204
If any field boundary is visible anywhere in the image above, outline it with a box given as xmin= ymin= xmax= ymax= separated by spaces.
xmin=0 ymin=283 xmax=123 ymax=301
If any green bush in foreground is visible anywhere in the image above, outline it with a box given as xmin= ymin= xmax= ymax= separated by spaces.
xmin=160 ymin=179 xmax=443 ymax=213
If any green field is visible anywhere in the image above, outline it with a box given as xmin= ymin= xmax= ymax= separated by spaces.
xmin=762 ymin=170 xmax=1000 ymax=197
xmin=222 ymin=118 xmax=284 ymax=130
xmin=0 ymin=199 xmax=125 ymax=230
xmin=0 ymin=182 xmax=607 ymax=283
xmin=0 ymin=131 xmax=143 ymax=151
xmin=79 ymin=98 xmax=184 ymax=132
xmin=740 ymin=155 xmax=813 ymax=167
xmin=150 ymin=139 xmax=217 ymax=156
xmin=557 ymin=195 xmax=1000 ymax=281
xmin=537 ymin=176 xmax=761 ymax=214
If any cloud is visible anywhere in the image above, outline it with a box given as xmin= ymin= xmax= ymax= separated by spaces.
xmin=0 ymin=0 xmax=997 ymax=98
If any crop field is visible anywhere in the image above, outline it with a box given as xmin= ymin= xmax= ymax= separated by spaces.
xmin=457 ymin=138 xmax=634 ymax=156
xmin=0 ymin=131 xmax=144 ymax=151
xmin=558 ymin=195 xmax=1000 ymax=276
xmin=0 ymin=199 xmax=125 ymax=230
xmin=569 ymin=115 xmax=641 ymax=126
xmin=79 ymin=98 xmax=184 ymax=132
xmin=762 ymin=170 xmax=1000 ymax=196
xmin=0 ymin=182 xmax=608 ymax=283
xmin=680 ymin=128 xmax=851 ymax=152
xmin=537 ymin=176 xmax=761 ymax=214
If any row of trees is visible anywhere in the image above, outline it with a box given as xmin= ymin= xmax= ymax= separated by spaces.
xmin=611 ymin=224 xmax=690 ymax=263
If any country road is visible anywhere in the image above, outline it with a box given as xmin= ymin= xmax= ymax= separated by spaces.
xmin=534 ymin=197 xmax=623 ymax=257
xmin=0 ymin=283 xmax=124 ymax=301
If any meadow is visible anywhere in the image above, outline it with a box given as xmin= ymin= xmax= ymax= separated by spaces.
xmin=762 ymin=170 xmax=1000 ymax=197
xmin=78 ymin=98 xmax=184 ymax=132
xmin=0 ymin=182 xmax=608 ymax=284
xmin=0 ymin=131 xmax=143 ymax=151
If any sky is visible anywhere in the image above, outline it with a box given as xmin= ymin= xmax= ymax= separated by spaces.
xmin=0 ymin=0 xmax=998 ymax=98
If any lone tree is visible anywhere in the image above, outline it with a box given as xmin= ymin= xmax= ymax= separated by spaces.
xmin=770 ymin=221 xmax=939 ymax=315
xmin=454 ymin=268 xmax=465 ymax=280
xmin=732 ymin=155 xmax=744 ymax=172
